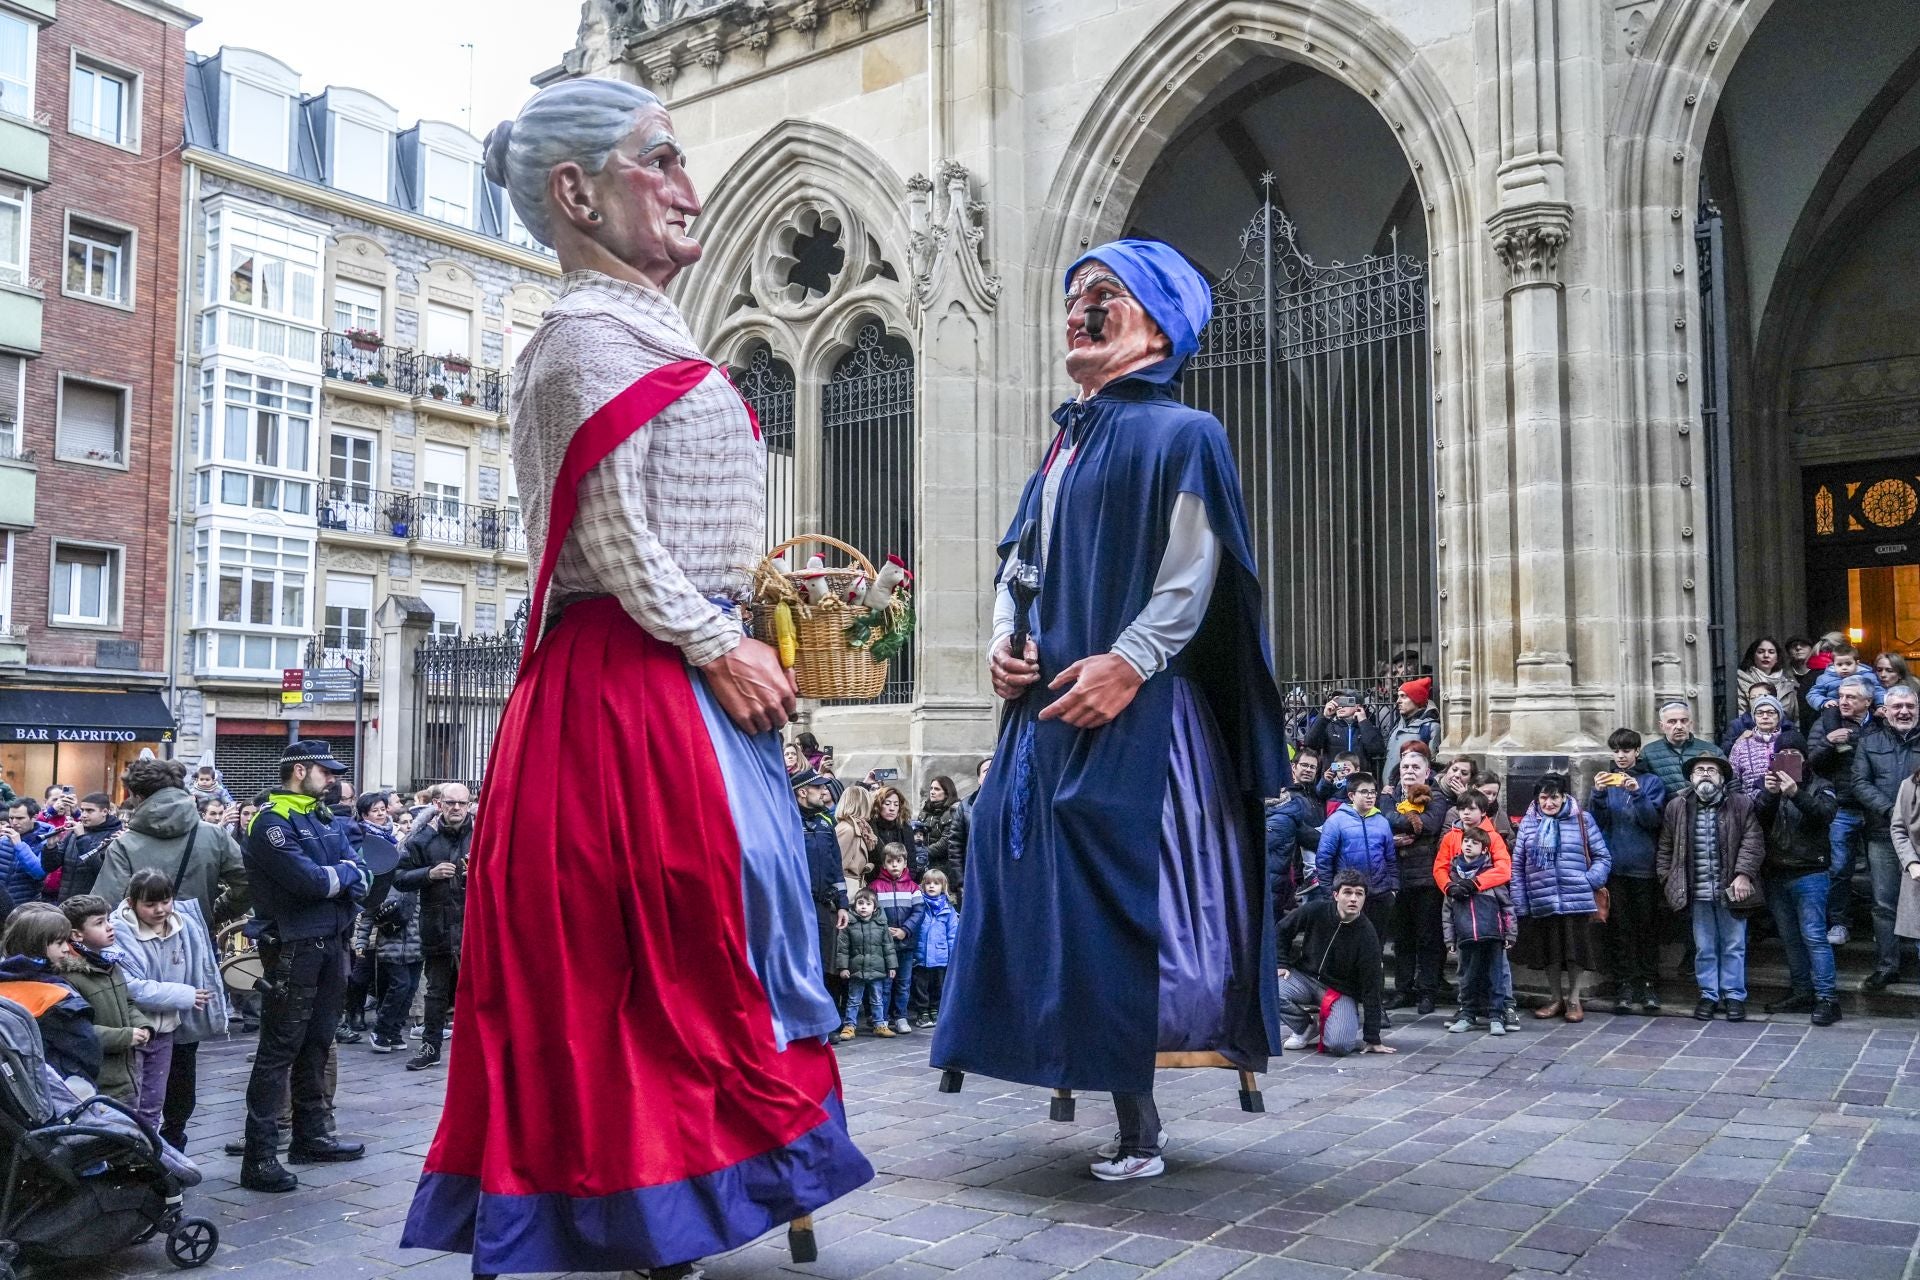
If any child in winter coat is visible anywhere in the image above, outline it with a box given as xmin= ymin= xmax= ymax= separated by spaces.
xmin=1438 ymin=825 xmax=1515 ymax=1035
xmin=0 ymin=903 xmax=101 ymax=1086
xmin=1434 ymin=790 xmax=1519 ymax=1030
xmin=833 ymin=890 xmax=897 ymax=1040
xmin=911 ymin=869 xmax=958 ymax=1027
xmin=866 ymin=843 xmax=924 ymax=1036
xmin=60 ymin=895 xmax=152 ymax=1103
xmin=104 ymin=870 xmax=220 ymax=1135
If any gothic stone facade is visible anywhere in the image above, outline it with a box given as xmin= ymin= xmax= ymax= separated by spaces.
xmin=553 ymin=0 xmax=1920 ymax=783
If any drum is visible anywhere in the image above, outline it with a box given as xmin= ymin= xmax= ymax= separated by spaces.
xmin=217 ymin=921 xmax=265 ymax=993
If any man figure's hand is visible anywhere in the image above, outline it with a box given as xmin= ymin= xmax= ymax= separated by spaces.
xmin=705 ymin=637 xmax=797 ymax=734
xmin=1040 ymin=653 xmax=1144 ymax=729
xmin=990 ymin=636 xmax=1041 ymax=701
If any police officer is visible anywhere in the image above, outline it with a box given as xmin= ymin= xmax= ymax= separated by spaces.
xmin=239 ymin=740 xmax=369 ymax=1193
xmin=794 ymin=769 xmax=849 ymax=1013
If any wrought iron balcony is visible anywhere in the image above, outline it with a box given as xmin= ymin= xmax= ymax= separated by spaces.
xmin=319 ymin=482 xmax=415 ymax=538
xmin=306 ymin=634 xmax=380 ymax=682
xmin=323 ymin=332 xmax=507 ymax=414
xmin=319 ymin=481 xmax=525 ymax=558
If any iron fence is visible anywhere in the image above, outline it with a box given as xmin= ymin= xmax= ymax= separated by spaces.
xmin=822 ymin=322 xmax=915 ymax=705
xmin=318 ymin=480 xmax=524 ymax=556
xmin=410 ymin=602 xmax=525 ymax=791
xmin=732 ymin=346 xmax=798 ymax=551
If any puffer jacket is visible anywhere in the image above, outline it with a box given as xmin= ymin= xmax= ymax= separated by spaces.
xmin=832 ymin=912 xmax=897 ymax=981
xmin=0 ymin=954 xmax=100 ymax=1083
xmin=1265 ymin=791 xmax=1321 ymax=910
xmin=921 ymin=800 xmax=968 ymax=886
xmin=1314 ymin=803 xmax=1398 ymax=897
xmin=1641 ymin=735 xmax=1715 ymax=795
xmin=1510 ymin=799 xmax=1611 ymax=918
xmin=916 ymin=892 xmax=958 ymax=967
xmin=1656 ymin=789 xmax=1767 ymax=914
xmin=65 ymin=947 xmax=150 ymax=1102
xmin=1808 ymin=704 xmax=1873 ymax=806
xmin=1381 ymin=708 xmax=1440 ymax=776
xmin=0 ymin=822 xmax=49 ymax=907
xmin=1852 ymin=722 xmax=1920 ymax=830
xmin=867 ymin=867 xmax=924 ymax=945
xmin=351 ymin=886 xmax=423 ymax=963
xmin=94 ymin=788 xmax=248 ymax=924
xmin=1589 ymin=764 xmax=1668 ymax=878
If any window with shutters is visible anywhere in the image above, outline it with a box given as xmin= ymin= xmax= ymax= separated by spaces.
xmin=64 ymin=216 xmax=132 ymax=306
xmin=0 ymin=182 xmax=26 ymax=287
xmin=50 ymin=542 xmax=122 ymax=628
xmin=331 ymin=114 xmax=388 ymax=202
xmin=55 ymin=378 xmax=129 ymax=467
xmin=227 ymin=77 xmax=289 ymax=170
xmin=0 ymin=354 xmax=22 ymax=460
xmin=425 ymin=303 xmax=470 ymax=358
xmin=419 ymin=582 xmax=463 ymax=639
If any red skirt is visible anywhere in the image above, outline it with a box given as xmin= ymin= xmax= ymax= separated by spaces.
xmin=401 ymin=598 xmax=871 ymax=1272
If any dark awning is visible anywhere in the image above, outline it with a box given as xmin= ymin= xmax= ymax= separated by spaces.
xmin=0 ymin=689 xmax=175 ymax=745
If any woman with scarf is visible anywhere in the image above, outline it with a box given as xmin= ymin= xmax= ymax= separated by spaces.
xmin=1509 ymin=774 xmax=1611 ymax=1022
xmin=1657 ymin=753 xmax=1766 ymax=1021
xmin=834 ymin=786 xmax=879 ymax=897
xmin=871 ymin=786 xmax=915 ymax=873
xmin=1735 ymin=637 xmax=1799 ymax=721
xmin=1727 ymin=695 xmax=1808 ymax=795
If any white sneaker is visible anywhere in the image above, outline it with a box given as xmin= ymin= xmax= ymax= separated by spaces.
xmin=1489 ymin=1020 xmax=1508 ymax=1037
xmin=1095 ymin=1129 xmax=1167 ymax=1160
xmin=1828 ymin=925 xmax=1850 ymax=946
xmin=1090 ymin=1153 xmax=1165 ymax=1182
xmin=1282 ymin=1030 xmax=1315 ymax=1051
xmin=891 ymin=1018 xmax=913 ymax=1035
xmin=1447 ymin=1016 xmax=1473 ymax=1034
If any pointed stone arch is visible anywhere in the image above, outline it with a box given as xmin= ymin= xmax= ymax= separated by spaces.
xmin=678 ymin=118 xmax=914 ymax=355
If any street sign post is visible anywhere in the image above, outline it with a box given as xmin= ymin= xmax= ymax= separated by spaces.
xmin=282 ymin=664 xmax=368 ymax=790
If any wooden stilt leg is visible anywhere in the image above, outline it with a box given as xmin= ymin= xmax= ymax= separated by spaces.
xmin=1238 ymin=1070 xmax=1265 ymax=1113
xmin=938 ymin=1069 xmax=965 ymax=1093
xmin=1049 ymin=1088 xmax=1076 ymax=1122
xmin=788 ymin=1214 xmax=818 ymax=1263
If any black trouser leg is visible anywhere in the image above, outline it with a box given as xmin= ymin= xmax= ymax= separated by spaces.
xmin=343 ymin=949 xmax=376 ymax=1026
xmin=1606 ymin=876 xmax=1663 ymax=993
xmin=1394 ymin=883 xmax=1445 ymax=996
xmin=1112 ymin=1091 xmax=1162 ymax=1157
xmin=420 ymin=953 xmax=458 ymax=1047
xmin=245 ymin=936 xmax=348 ymax=1156
xmin=816 ymin=901 xmax=847 ymax=1013
xmin=160 ymin=1040 xmax=198 ymax=1149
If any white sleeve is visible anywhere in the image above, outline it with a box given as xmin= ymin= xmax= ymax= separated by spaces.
xmin=1111 ymin=492 xmax=1221 ymax=680
xmin=991 ymin=560 xmax=1017 ymax=656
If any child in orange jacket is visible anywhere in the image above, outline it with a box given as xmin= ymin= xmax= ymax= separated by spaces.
xmin=1434 ymin=791 xmax=1519 ymax=1031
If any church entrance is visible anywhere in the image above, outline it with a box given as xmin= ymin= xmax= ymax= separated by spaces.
xmin=1804 ymin=460 xmax=1920 ymax=663
xmin=1125 ymin=60 xmax=1434 ymax=716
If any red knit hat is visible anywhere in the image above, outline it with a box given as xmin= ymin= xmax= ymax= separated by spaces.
xmin=1400 ymin=676 xmax=1434 ymax=707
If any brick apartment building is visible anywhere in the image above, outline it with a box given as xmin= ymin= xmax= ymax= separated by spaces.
xmin=0 ymin=0 xmax=193 ymax=801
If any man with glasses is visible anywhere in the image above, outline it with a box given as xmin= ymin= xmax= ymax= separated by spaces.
xmin=1811 ymin=675 xmax=1876 ymax=945
xmin=1852 ymin=686 xmax=1920 ymax=989
xmin=394 ymin=782 xmax=474 ymax=1071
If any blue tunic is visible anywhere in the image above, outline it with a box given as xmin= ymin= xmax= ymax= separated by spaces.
xmin=930 ymin=377 xmax=1291 ymax=1094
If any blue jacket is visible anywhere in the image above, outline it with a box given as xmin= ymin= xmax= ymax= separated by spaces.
xmin=243 ymin=792 xmax=366 ymax=942
xmin=916 ymin=892 xmax=958 ymax=967
xmin=0 ymin=821 xmax=49 ymax=908
xmin=1265 ymin=792 xmax=1321 ymax=909
xmin=1807 ymin=667 xmax=1883 ymax=712
xmin=1315 ymin=803 xmax=1398 ymax=896
xmin=1588 ymin=764 xmax=1666 ymax=879
xmin=801 ymin=809 xmax=847 ymax=910
xmin=1511 ymin=800 xmax=1611 ymax=918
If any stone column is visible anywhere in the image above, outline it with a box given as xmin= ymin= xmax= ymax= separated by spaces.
xmin=374 ymin=595 xmax=432 ymax=790
xmin=904 ymin=0 xmax=1026 ymax=782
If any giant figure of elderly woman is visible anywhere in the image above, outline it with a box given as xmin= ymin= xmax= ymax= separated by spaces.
xmin=930 ymin=242 xmax=1292 ymax=1180
xmin=399 ymin=79 xmax=871 ymax=1277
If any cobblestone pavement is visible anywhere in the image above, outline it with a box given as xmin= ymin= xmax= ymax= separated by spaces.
xmin=93 ymin=1009 xmax=1920 ymax=1280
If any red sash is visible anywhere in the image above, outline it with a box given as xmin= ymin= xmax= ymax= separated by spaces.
xmin=520 ymin=359 xmax=731 ymax=673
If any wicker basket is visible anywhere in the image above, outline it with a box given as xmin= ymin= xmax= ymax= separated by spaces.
xmin=750 ymin=534 xmax=890 ymax=701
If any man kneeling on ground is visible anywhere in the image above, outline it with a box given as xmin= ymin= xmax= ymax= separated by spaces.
xmin=1274 ymin=870 xmax=1395 ymax=1056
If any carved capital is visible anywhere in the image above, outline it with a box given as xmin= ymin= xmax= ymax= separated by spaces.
xmin=1487 ymin=202 xmax=1572 ymax=288
xmin=638 ymin=46 xmax=681 ymax=87
xmin=789 ymin=0 xmax=821 ymax=31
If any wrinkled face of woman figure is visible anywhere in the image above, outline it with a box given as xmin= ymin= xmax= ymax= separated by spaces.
xmin=577 ymin=104 xmax=703 ymax=288
xmin=1062 ymin=261 xmax=1170 ymax=395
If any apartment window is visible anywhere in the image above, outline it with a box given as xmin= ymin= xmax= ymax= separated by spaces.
xmin=217 ymin=209 xmax=320 ymax=324
xmin=330 ymin=280 xmax=381 ymax=335
xmin=323 ymin=430 xmax=376 ymax=529
xmin=425 ymin=150 xmax=473 ymax=227
xmin=419 ymin=582 xmax=462 ymax=640
xmin=332 ymin=115 xmax=388 ymax=202
xmin=0 ymin=14 xmax=33 ymax=119
xmin=65 ymin=217 xmax=131 ymax=305
xmin=50 ymin=542 xmax=121 ymax=627
xmin=194 ymin=529 xmax=310 ymax=672
xmin=0 ymin=531 xmax=13 ymax=635
xmin=0 ymin=354 xmax=21 ymax=459
xmin=417 ymin=443 xmax=465 ymax=544
xmin=503 ymin=588 xmax=527 ymax=632
xmin=221 ymin=370 xmax=313 ymax=472
xmin=227 ymin=78 xmax=289 ymax=169
xmin=70 ymin=59 xmax=135 ymax=148
xmin=0 ymin=182 xmax=26 ymax=286
xmin=56 ymin=379 xmax=128 ymax=466
xmin=425 ymin=303 xmax=470 ymax=358
xmin=323 ymin=574 xmax=373 ymax=652
xmin=505 ymin=201 xmax=538 ymax=251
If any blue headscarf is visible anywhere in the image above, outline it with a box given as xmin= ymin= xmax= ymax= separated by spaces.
xmin=1064 ymin=239 xmax=1213 ymax=384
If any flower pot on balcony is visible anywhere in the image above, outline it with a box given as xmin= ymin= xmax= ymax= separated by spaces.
xmin=458 ymin=392 xmax=477 ymax=407
xmin=428 ymin=384 xmax=449 ymax=400
xmin=389 ymin=519 xmax=410 ymax=538
xmin=441 ymin=357 xmax=471 ymax=375
xmin=349 ymin=337 xmax=380 ymax=352
xmin=367 ymin=373 xmax=388 ymax=388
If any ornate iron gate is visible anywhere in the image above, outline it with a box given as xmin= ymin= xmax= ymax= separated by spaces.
xmin=732 ymin=345 xmax=798 ymax=551
xmin=822 ymin=322 xmax=915 ymax=704
xmin=410 ymin=602 xmax=525 ymax=790
xmin=1182 ymin=187 xmax=1435 ymax=719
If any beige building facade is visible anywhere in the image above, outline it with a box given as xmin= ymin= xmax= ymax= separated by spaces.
xmin=548 ymin=0 xmax=1920 ymax=782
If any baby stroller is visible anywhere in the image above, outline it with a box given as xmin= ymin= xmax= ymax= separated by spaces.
xmin=0 ymin=995 xmax=218 ymax=1275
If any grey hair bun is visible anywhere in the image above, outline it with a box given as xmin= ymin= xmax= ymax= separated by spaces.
xmin=483 ymin=119 xmax=514 ymax=189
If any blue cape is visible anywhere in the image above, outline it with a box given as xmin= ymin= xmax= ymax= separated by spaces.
xmin=1064 ymin=239 xmax=1213 ymax=384
xmin=929 ymin=377 xmax=1291 ymax=1093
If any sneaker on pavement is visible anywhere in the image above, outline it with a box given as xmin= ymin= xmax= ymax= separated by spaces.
xmin=1723 ymin=998 xmax=1747 ymax=1022
xmin=1447 ymin=1016 xmax=1473 ymax=1034
xmin=369 ymin=1033 xmax=406 ymax=1054
xmin=1281 ymin=1030 xmax=1316 ymax=1051
xmin=1827 ymin=924 xmax=1850 ymax=946
xmin=1489 ymin=1020 xmax=1508 ymax=1037
xmin=1095 ymin=1129 xmax=1168 ymax=1160
xmin=334 ymin=1024 xmax=363 ymax=1045
xmin=837 ymin=1024 xmax=856 ymax=1042
xmin=1502 ymin=1006 xmax=1521 ymax=1031
xmin=873 ymin=1025 xmax=897 ymax=1038
xmin=891 ymin=1018 xmax=912 ymax=1034
xmin=1090 ymin=1153 xmax=1165 ymax=1182
xmin=1811 ymin=998 xmax=1841 ymax=1026
xmin=1693 ymin=997 xmax=1718 ymax=1021
xmin=406 ymin=1042 xmax=443 ymax=1071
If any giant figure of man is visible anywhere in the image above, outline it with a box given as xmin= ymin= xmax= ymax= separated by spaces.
xmin=931 ymin=241 xmax=1292 ymax=1181
xmin=400 ymin=78 xmax=870 ymax=1276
